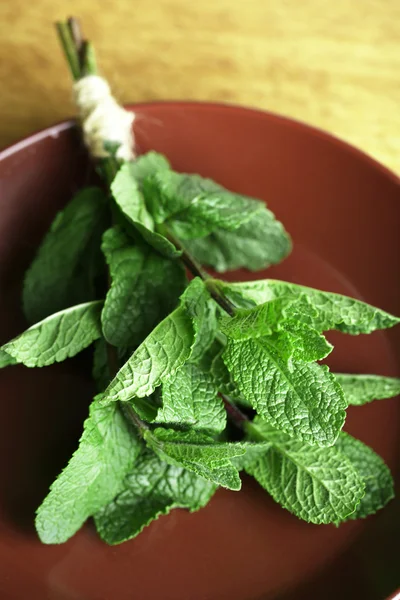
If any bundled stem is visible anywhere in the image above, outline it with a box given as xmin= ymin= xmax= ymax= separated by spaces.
xmin=56 ymin=17 xmax=248 ymax=432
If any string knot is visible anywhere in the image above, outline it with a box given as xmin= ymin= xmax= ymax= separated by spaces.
xmin=73 ymin=75 xmax=135 ymax=162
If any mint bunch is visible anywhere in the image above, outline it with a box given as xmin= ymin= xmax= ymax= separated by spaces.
xmin=1 ymin=149 xmax=399 ymax=546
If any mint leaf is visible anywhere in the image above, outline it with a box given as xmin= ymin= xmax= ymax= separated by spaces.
xmin=135 ymin=225 xmax=181 ymax=259
xmin=2 ymin=301 xmax=103 ymax=367
xmin=245 ymin=419 xmax=365 ymax=524
xmin=185 ymin=207 xmax=291 ymax=272
xmin=335 ymin=433 xmax=394 ymax=519
xmin=92 ymin=339 xmax=112 ymax=392
xmin=222 ymin=280 xmax=400 ymax=334
xmin=278 ymin=321 xmax=333 ymax=362
xmin=145 ymin=428 xmax=245 ymax=490
xmin=181 ymin=278 xmax=218 ymax=362
xmin=101 ymin=226 xmax=186 ymax=347
xmin=111 ymin=152 xmax=170 ymax=224
xmin=0 ymin=348 xmax=16 ymax=368
xmin=144 ymin=171 xmax=261 ymax=236
xmin=94 ymin=447 xmax=216 ymax=545
xmin=111 ymin=162 xmax=179 ymax=258
xmin=23 ymin=187 xmax=107 ymax=324
xmin=230 ymin=442 xmax=273 ymax=470
xmin=127 ymin=151 xmax=170 ymax=185
xmin=156 ymin=363 xmax=226 ymax=434
xmin=218 ymin=296 xmax=308 ymax=340
xmin=92 ymin=339 xmax=132 ymax=392
xmin=111 ymin=162 xmax=154 ymax=230
xmin=100 ymin=306 xmax=194 ymax=404
xmin=223 ymin=336 xmax=346 ymax=446
xmin=36 ymin=400 xmax=142 ymax=543
xmin=219 ymin=298 xmax=333 ymax=363
xmin=335 ymin=374 xmax=400 ymax=406
xmin=210 ymin=347 xmax=244 ymax=400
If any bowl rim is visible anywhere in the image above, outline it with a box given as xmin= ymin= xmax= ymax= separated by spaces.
xmin=1 ymin=100 xmax=399 ymax=188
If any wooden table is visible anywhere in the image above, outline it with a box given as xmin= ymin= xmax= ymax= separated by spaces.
xmin=0 ymin=0 xmax=399 ymax=173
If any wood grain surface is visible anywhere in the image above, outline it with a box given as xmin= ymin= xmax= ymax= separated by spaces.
xmin=0 ymin=0 xmax=399 ymax=172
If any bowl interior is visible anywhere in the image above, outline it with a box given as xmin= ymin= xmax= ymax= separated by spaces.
xmin=0 ymin=103 xmax=399 ymax=600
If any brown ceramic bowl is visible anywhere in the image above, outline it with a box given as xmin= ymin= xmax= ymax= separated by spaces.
xmin=0 ymin=103 xmax=399 ymax=600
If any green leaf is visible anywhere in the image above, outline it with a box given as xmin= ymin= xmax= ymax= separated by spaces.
xmin=111 ymin=161 xmax=179 ymax=258
xmin=219 ymin=298 xmax=333 ymax=363
xmin=111 ymin=162 xmax=154 ymax=230
xmin=0 ymin=348 xmax=16 ymax=368
xmin=145 ymin=428 xmax=245 ymax=490
xmin=23 ymin=187 xmax=107 ymax=324
xmin=219 ymin=296 xmax=304 ymax=340
xmin=111 ymin=152 xmax=170 ymax=223
xmin=230 ymin=442 xmax=273 ymax=470
xmin=36 ymin=400 xmax=142 ymax=544
xmin=210 ymin=347 xmax=244 ymax=400
xmin=335 ymin=374 xmax=400 ymax=406
xmin=2 ymin=301 xmax=103 ymax=367
xmin=101 ymin=226 xmax=186 ymax=347
xmin=156 ymin=363 xmax=226 ymax=434
xmin=203 ymin=340 xmax=252 ymax=407
xmin=245 ymin=419 xmax=365 ymax=524
xmin=221 ymin=280 xmax=400 ymax=334
xmin=128 ymin=151 xmax=171 ymax=185
xmin=129 ymin=397 xmax=159 ymax=422
xmin=94 ymin=447 xmax=216 ymax=545
xmin=92 ymin=339 xmax=112 ymax=392
xmin=100 ymin=306 xmax=194 ymax=404
xmin=181 ymin=278 xmax=218 ymax=362
xmin=92 ymin=339 xmax=132 ymax=393
xmin=335 ymin=432 xmax=394 ymax=519
xmin=144 ymin=171 xmax=263 ymax=239
xmin=223 ymin=336 xmax=346 ymax=446
xmin=185 ymin=207 xmax=292 ymax=272
xmin=135 ymin=225 xmax=181 ymax=259
xmin=279 ymin=321 xmax=334 ymax=363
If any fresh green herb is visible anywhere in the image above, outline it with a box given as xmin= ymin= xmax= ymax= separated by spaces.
xmin=244 ymin=418 xmax=365 ymax=524
xmin=185 ymin=207 xmax=292 ymax=272
xmin=36 ymin=399 xmax=142 ymax=543
xmin=1 ymin=18 xmax=398 ymax=545
xmin=334 ymin=432 xmax=394 ymax=519
xmin=100 ymin=305 xmax=195 ymax=405
xmin=94 ymin=447 xmax=216 ymax=545
xmin=3 ymin=301 xmax=103 ymax=367
xmin=23 ymin=187 xmax=107 ymax=323
xmin=143 ymin=170 xmax=263 ymax=237
xmin=335 ymin=374 xmax=400 ymax=406
xmin=180 ymin=278 xmax=218 ymax=362
xmin=155 ymin=362 xmax=226 ymax=434
xmin=145 ymin=428 xmax=246 ymax=490
xmin=0 ymin=348 xmax=16 ymax=368
xmin=101 ymin=226 xmax=186 ymax=347
xmin=219 ymin=279 xmax=400 ymax=333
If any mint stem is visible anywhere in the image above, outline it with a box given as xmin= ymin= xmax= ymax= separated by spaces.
xmin=221 ymin=394 xmax=248 ymax=428
xmin=57 ymin=17 xmax=237 ymax=321
xmin=158 ymin=225 xmax=236 ymax=317
xmin=56 ymin=21 xmax=81 ymax=80
xmin=57 ymin=18 xmax=148 ymax=437
xmin=57 ymin=17 xmax=238 ymax=432
xmin=121 ymin=403 xmax=149 ymax=432
xmin=67 ymin=17 xmax=84 ymax=68
xmin=105 ymin=315 xmax=148 ymax=433
xmin=243 ymin=421 xmax=266 ymax=442
xmin=206 ymin=280 xmax=236 ymax=317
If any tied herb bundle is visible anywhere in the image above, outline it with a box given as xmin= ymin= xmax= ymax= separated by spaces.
xmin=1 ymin=19 xmax=400 ymax=546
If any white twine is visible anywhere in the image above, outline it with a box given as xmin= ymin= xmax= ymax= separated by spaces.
xmin=73 ymin=75 xmax=135 ymax=162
